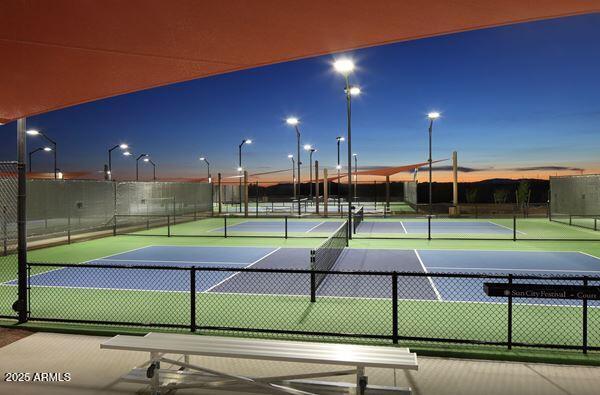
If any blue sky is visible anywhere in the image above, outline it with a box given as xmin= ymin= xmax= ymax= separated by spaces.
xmin=1 ymin=13 xmax=599 ymax=181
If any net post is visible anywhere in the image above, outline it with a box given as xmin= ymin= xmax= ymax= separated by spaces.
xmin=190 ymin=267 xmax=197 ymax=333
xmin=583 ymin=276 xmax=588 ymax=354
xmin=224 ymin=216 xmax=227 ymax=238
xmin=569 ymin=215 xmax=572 ymax=226
xmin=392 ymin=272 xmax=398 ymax=344
xmin=595 ymin=218 xmax=597 ymax=232
xmin=507 ymin=274 xmax=513 ymax=350
xmin=285 ymin=216 xmax=288 ymax=239
xmin=310 ymin=251 xmax=316 ymax=303
xmin=513 ymin=215 xmax=517 ymax=241
xmin=427 ymin=216 xmax=431 ymax=240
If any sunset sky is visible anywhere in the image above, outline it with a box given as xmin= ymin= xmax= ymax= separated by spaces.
xmin=1 ymin=13 xmax=599 ymax=184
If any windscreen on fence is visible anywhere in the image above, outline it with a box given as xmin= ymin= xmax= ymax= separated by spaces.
xmin=403 ymin=181 xmax=417 ymax=208
xmin=26 ymin=180 xmax=212 ymax=243
xmin=550 ymin=175 xmax=600 ymax=231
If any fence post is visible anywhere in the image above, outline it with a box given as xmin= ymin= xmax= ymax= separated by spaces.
xmin=507 ymin=274 xmax=513 ymax=350
xmin=167 ymin=215 xmax=171 ymax=237
xmin=310 ymin=250 xmax=316 ymax=303
xmin=190 ymin=267 xmax=197 ymax=332
xmin=392 ymin=272 xmax=398 ymax=344
xmin=3 ymin=206 xmax=7 ymax=256
xmin=224 ymin=216 xmax=227 ymax=238
xmin=427 ymin=216 xmax=431 ymax=241
xmin=513 ymin=215 xmax=517 ymax=241
xmin=583 ymin=276 xmax=588 ymax=354
xmin=113 ymin=215 xmax=117 ymax=236
xmin=285 ymin=216 xmax=288 ymax=239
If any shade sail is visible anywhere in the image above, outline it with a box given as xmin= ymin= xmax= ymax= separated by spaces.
xmin=2 ymin=1 xmax=599 ymax=124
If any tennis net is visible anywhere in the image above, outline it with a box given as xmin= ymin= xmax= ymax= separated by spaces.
xmin=353 ymin=206 xmax=364 ymax=233
xmin=310 ymin=220 xmax=349 ymax=289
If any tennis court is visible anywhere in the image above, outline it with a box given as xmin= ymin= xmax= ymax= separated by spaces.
xmin=17 ymin=245 xmax=600 ymax=305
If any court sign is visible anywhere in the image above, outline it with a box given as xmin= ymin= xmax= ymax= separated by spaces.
xmin=484 ymin=283 xmax=600 ymax=300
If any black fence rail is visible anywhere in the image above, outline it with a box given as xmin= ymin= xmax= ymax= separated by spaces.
xmin=25 ymin=262 xmax=600 ymax=353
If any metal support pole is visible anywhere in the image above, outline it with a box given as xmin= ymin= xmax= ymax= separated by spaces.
xmin=392 ymin=272 xmax=398 ymax=344
xmin=428 ymin=119 xmax=433 ymax=216
xmin=16 ymin=118 xmax=28 ymax=323
xmin=190 ymin=268 xmax=197 ymax=332
xmin=583 ymin=276 xmax=588 ymax=354
xmin=507 ymin=274 xmax=513 ymax=350
xmin=315 ymin=161 xmax=320 ymax=215
xmin=323 ymin=169 xmax=329 ymax=218
xmin=218 ymin=173 xmax=222 ymax=214
xmin=344 ymin=76 xmax=353 ymax=239
xmin=296 ymin=126 xmax=301 ymax=216
xmin=243 ymin=171 xmax=248 ymax=217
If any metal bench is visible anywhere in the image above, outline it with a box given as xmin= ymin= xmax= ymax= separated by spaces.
xmin=101 ymin=332 xmax=418 ymax=394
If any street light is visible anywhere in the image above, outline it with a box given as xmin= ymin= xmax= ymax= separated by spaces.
xmin=135 ymin=154 xmax=148 ymax=181
xmin=199 ymin=157 xmax=211 ymax=183
xmin=238 ymin=139 xmax=252 ymax=212
xmin=28 ymin=147 xmax=52 ymax=173
xmin=288 ymin=154 xmax=296 ymax=199
xmin=336 ymin=136 xmax=345 ymax=211
xmin=286 ymin=117 xmax=302 ymax=215
xmin=304 ymin=144 xmax=317 ymax=200
xmin=333 ymin=57 xmax=360 ymax=238
xmin=107 ymin=143 xmax=130 ymax=180
xmin=26 ymin=129 xmax=58 ymax=179
xmin=427 ymin=112 xmax=441 ymax=216
xmin=148 ymin=159 xmax=157 ymax=181
xmin=353 ymin=153 xmax=358 ymax=201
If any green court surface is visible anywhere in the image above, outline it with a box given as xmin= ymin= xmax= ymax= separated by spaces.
xmin=1 ymin=223 xmax=600 ymax=365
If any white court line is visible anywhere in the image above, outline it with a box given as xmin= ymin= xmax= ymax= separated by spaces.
xmin=414 ymin=249 xmax=442 ymax=301
xmin=578 ymin=251 xmax=600 ymax=261
xmin=487 ymin=220 xmax=526 ymax=235
xmin=305 ymin=222 xmax=326 ymax=233
xmin=203 ymin=247 xmax=282 ymax=293
xmin=14 ymin=245 xmax=154 ymax=285
xmin=400 ymin=221 xmax=408 ymax=234
xmin=95 ymin=258 xmax=249 ymax=266
xmin=426 ymin=266 xmax=600 ymax=274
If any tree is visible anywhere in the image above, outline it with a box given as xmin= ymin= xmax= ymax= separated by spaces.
xmin=465 ymin=188 xmax=478 ymax=204
xmin=493 ymin=189 xmax=509 ymax=204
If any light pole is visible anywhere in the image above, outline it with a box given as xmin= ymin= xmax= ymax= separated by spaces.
xmin=28 ymin=147 xmax=52 ymax=173
xmin=26 ymin=129 xmax=57 ymax=179
xmin=199 ymin=157 xmax=210 ymax=182
xmin=353 ymin=153 xmax=358 ymax=201
xmin=427 ymin=112 xmax=440 ymax=216
xmin=238 ymin=139 xmax=252 ymax=212
xmin=107 ymin=143 xmax=130 ymax=180
xmin=333 ymin=58 xmax=361 ymax=238
xmin=136 ymin=153 xmax=148 ymax=181
xmin=286 ymin=117 xmax=302 ymax=216
xmin=288 ymin=154 xmax=296 ymax=199
xmin=145 ymin=158 xmax=157 ymax=181
xmin=335 ymin=136 xmax=344 ymax=211
xmin=304 ymin=144 xmax=316 ymax=200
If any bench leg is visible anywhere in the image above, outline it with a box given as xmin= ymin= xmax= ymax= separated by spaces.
xmin=149 ymin=352 xmax=161 ymax=395
xmin=356 ymin=366 xmax=368 ymax=395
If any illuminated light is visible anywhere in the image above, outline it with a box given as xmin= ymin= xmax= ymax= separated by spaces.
xmin=353 ymin=153 xmax=358 ymax=157
xmin=199 ymin=157 xmax=205 ymax=161
xmin=348 ymin=86 xmax=361 ymax=96
xmin=107 ymin=170 xmax=112 ymax=175
xmin=143 ymin=158 xmax=150 ymax=162
xmin=26 ymin=129 xmax=40 ymax=136
xmin=337 ymin=136 xmax=345 ymax=142
xmin=57 ymin=172 xmax=64 ymax=179
xmin=123 ymin=151 xmax=131 ymax=156
xmin=237 ymin=167 xmax=243 ymax=172
xmin=43 ymin=147 xmax=52 ymax=152
xmin=303 ymin=144 xmax=312 ymax=150
xmin=333 ymin=58 xmax=355 ymax=75
xmin=336 ymin=164 xmax=342 ymax=170
xmin=287 ymin=154 xmax=293 ymax=159
xmin=428 ymin=112 xmax=441 ymax=119
xmin=286 ymin=117 xmax=299 ymax=126
xmin=245 ymin=139 xmax=252 ymax=144
xmin=119 ymin=143 xmax=129 ymax=149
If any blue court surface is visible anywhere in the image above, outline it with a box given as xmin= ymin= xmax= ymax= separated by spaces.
xmin=212 ymin=220 xmax=343 ymax=233
xmin=356 ymin=221 xmax=516 ymax=234
xmin=18 ymin=246 xmax=600 ymax=306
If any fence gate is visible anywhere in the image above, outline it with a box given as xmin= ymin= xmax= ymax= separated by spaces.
xmin=0 ymin=162 xmax=18 ymax=318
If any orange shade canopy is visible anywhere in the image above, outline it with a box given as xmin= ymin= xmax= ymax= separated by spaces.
xmin=2 ymin=1 xmax=598 ymax=124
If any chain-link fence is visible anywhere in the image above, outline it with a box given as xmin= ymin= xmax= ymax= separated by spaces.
xmin=0 ymin=162 xmax=18 ymax=318
xmin=25 ymin=262 xmax=599 ymax=352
